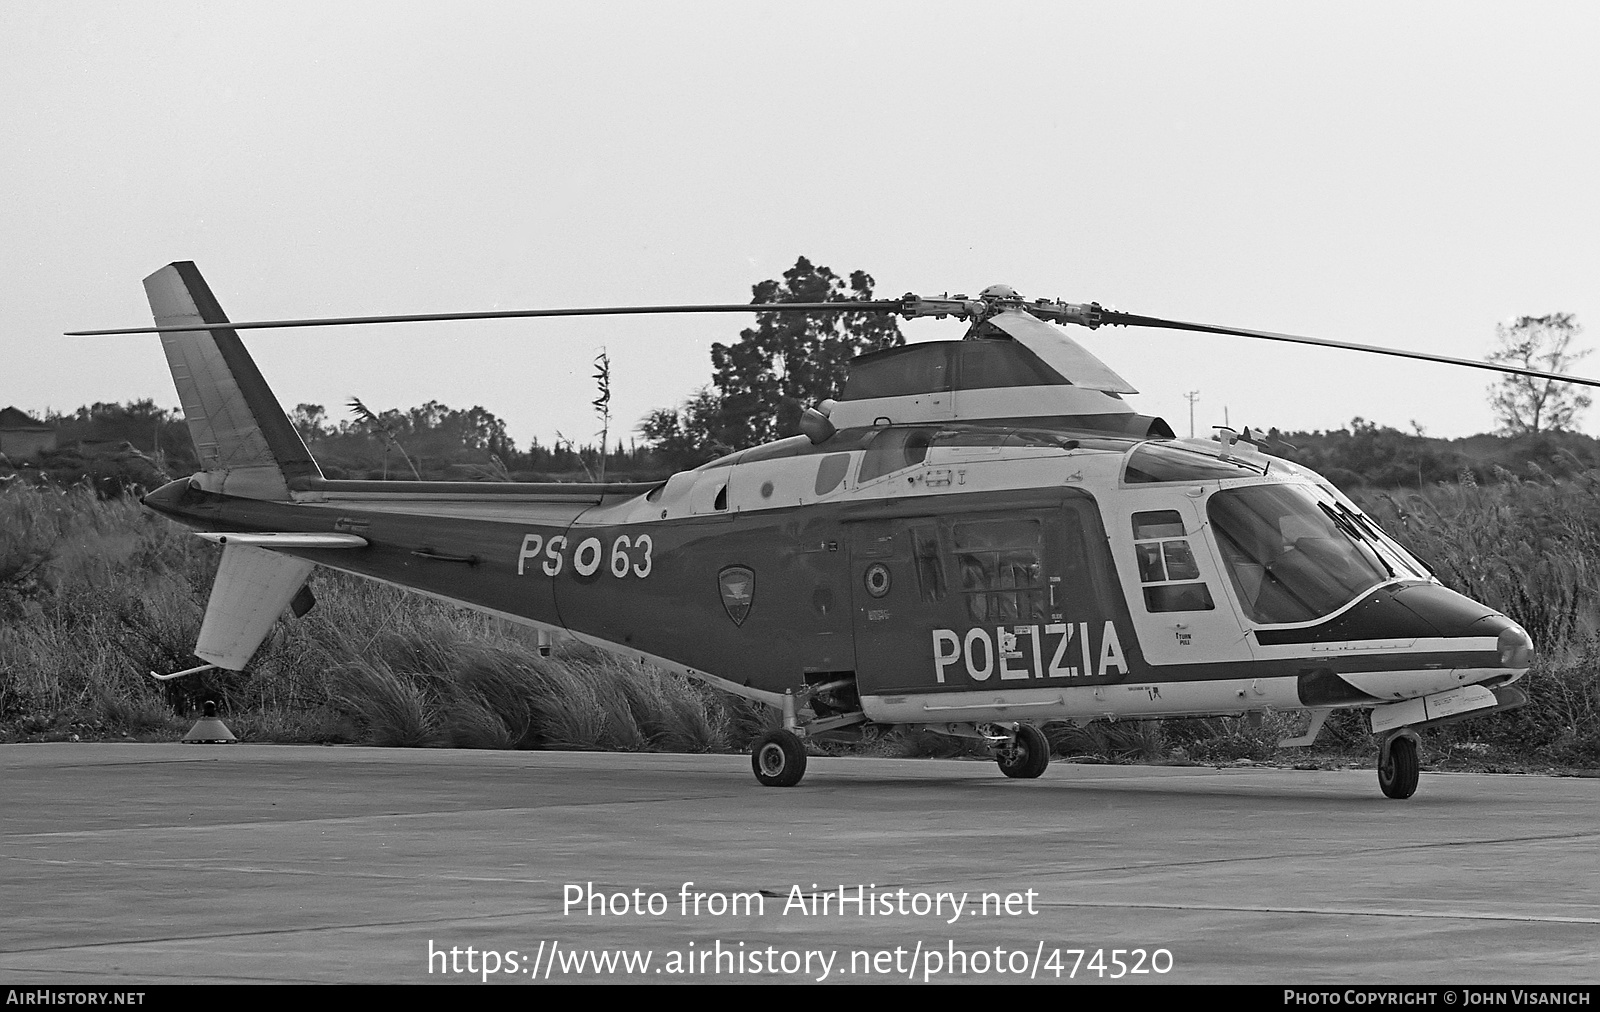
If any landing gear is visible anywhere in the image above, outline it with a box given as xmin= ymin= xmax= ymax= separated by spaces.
xmin=751 ymin=729 xmax=807 ymax=787
xmin=996 ymin=723 xmax=1051 ymax=779
xmin=746 ymin=679 xmax=868 ymax=787
xmin=1378 ymin=734 xmax=1420 ymax=799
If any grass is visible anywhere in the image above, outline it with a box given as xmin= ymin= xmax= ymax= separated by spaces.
xmin=1 ymin=476 xmax=1597 ymax=771
xmin=0 ymin=481 xmax=774 ymax=752
xmin=1353 ymin=473 xmax=1600 ymax=770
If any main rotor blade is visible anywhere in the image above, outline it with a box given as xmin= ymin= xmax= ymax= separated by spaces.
xmin=65 ymin=301 xmax=903 ymax=337
xmin=1101 ymin=311 xmax=1600 ymax=389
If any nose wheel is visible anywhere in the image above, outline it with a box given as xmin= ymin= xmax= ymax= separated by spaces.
xmin=751 ymin=729 xmax=808 ymax=787
xmin=1378 ymin=734 xmax=1420 ymax=799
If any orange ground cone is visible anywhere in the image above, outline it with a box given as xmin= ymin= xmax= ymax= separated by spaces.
xmin=182 ymin=700 xmax=237 ymax=744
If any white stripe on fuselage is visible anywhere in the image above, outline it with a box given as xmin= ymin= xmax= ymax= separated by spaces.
xmin=860 ymin=664 xmax=1516 ymax=725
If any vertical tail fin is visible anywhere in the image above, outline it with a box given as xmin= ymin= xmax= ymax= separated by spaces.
xmin=144 ymin=262 xmax=321 ymax=499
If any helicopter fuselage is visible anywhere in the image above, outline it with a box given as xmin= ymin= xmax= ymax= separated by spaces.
xmin=142 ymin=422 xmax=1531 ymax=730
xmin=116 ymin=260 xmax=1541 ymax=793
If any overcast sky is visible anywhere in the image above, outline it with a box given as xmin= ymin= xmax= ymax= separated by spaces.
xmin=4 ymin=1 xmax=1598 ymax=451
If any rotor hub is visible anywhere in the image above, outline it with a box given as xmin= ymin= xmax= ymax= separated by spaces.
xmin=893 ymin=286 xmax=1104 ymax=330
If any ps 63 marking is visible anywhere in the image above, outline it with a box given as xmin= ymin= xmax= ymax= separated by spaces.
xmin=517 ymin=533 xmax=653 ymax=579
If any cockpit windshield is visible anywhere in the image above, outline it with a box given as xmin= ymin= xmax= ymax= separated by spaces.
xmin=1207 ymin=484 xmax=1417 ymax=624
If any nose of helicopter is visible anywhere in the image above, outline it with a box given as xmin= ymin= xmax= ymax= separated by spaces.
xmin=1482 ymin=618 xmax=1535 ymax=670
xmin=1390 ymin=585 xmax=1532 ymax=667
xmin=1291 ymin=585 xmax=1533 ymax=708
xmin=1260 ymin=582 xmax=1519 ymax=647
xmin=1393 ymin=585 xmax=1534 ymax=670
xmin=1275 ymin=580 xmax=1532 ymax=679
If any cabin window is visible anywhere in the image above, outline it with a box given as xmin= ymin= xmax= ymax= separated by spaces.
xmin=1130 ymin=509 xmax=1215 ymax=612
xmin=911 ymin=524 xmax=946 ymax=602
xmin=953 ymin=518 xmax=1047 ymax=623
xmin=1051 ymin=506 xmax=1098 ymax=619
xmin=889 ymin=502 xmax=1100 ymax=620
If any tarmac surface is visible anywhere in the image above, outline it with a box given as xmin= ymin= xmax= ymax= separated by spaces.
xmin=1 ymin=743 xmax=1596 ymax=985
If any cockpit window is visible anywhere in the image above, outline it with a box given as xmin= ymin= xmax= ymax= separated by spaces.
xmin=1207 ymin=484 xmax=1392 ymax=624
xmin=1125 ymin=442 xmax=1263 ymax=483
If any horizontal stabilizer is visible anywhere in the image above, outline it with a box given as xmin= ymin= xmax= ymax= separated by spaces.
xmin=195 ymin=544 xmax=316 ymax=670
xmin=194 ymin=532 xmax=368 ymax=549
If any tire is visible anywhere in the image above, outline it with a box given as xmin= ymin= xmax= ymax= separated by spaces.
xmin=997 ymin=724 xmax=1051 ymax=779
xmin=1378 ymin=735 xmax=1420 ymax=799
xmin=751 ymin=729 xmax=807 ymax=787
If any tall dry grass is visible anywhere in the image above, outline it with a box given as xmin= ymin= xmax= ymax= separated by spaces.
xmin=1359 ymin=471 xmax=1600 ymax=648
xmin=1 ymin=483 xmax=207 ymax=737
xmin=1356 ymin=472 xmax=1600 ymax=767
xmin=0 ymin=482 xmax=765 ymax=751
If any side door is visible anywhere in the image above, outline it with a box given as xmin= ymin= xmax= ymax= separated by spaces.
xmin=848 ymin=496 xmax=1134 ymax=696
xmin=844 ymin=518 xmax=951 ymax=695
xmin=1109 ymin=494 xmax=1251 ymax=666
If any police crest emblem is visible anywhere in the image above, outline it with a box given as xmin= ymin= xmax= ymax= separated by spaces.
xmin=718 ymin=566 xmax=755 ymax=627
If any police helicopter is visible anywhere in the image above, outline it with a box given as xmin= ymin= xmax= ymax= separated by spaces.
xmin=70 ymin=263 xmax=1595 ymax=798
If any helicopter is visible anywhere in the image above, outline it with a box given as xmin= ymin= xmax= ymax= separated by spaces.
xmin=69 ymin=263 xmax=1595 ymax=798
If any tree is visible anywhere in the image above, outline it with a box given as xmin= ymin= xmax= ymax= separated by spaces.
xmin=46 ymin=399 xmax=196 ymax=473
xmin=1487 ymin=313 xmax=1591 ymax=435
xmin=347 ymin=397 xmax=421 ymax=480
xmin=640 ymin=388 xmax=728 ymax=468
xmin=399 ymin=401 xmax=515 ymax=458
xmin=291 ymin=403 xmax=328 ymax=440
xmin=642 ymin=257 xmax=903 ymax=463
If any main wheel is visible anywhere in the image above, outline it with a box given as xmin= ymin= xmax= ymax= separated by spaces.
xmin=1378 ymin=735 xmax=1420 ymax=799
xmin=751 ymin=729 xmax=807 ymax=787
xmin=996 ymin=724 xmax=1051 ymax=779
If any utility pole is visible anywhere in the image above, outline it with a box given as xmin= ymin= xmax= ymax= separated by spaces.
xmin=1183 ymin=390 xmax=1200 ymax=438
